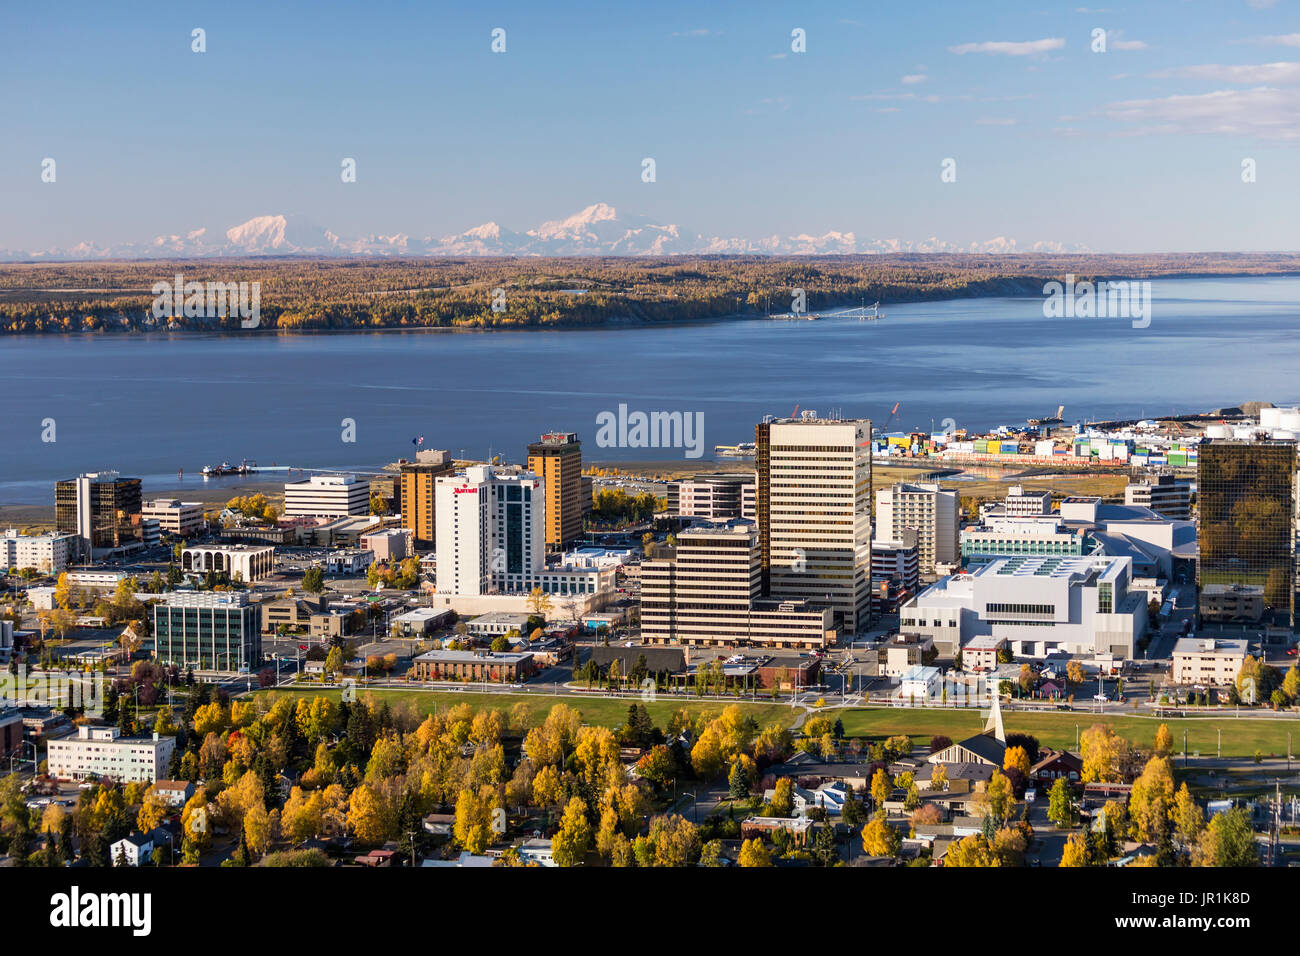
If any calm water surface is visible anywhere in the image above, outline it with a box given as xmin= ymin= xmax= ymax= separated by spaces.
xmin=3 ymin=275 xmax=1299 ymax=503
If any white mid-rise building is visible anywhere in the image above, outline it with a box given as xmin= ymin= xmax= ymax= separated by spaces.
xmin=284 ymin=474 xmax=370 ymax=518
xmin=0 ymin=529 xmax=74 ymax=573
xmin=875 ymin=482 xmax=959 ymax=575
xmin=435 ymin=465 xmax=609 ymax=600
xmin=1171 ymin=637 xmax=1249 ymax=687
xmin=1003 ymin=485 xmax=1053 ymax=517
xmin=1124 ymin=475 xmax=1192 ymax=520
xmin=141 ymin=499 xmax=205 ymax=536
xmin=756 ymin=415 xmax=873 ymax=634
xmin=47 ymin=725 xmax=175 ymax=783
xmin=181 ymin=544 xmax=275 ymax=582
xmin=900 ymin=554 xmax=1147 ymax=659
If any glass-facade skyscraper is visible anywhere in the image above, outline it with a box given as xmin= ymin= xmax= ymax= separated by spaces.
xmin=1197 ymin=440 xmax=1296 ymax=627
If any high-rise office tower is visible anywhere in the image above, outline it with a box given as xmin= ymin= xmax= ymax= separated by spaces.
xmin=399 ymin=450 xmax=455 ymax=548
xmin=527 ymin=432 xmax=583 ymax=550
xmin=55 ymin=471 xmax=143 ymax=561
xmin=1197 ymin=440 xmax=1296 ymax=627
xmin=755 ymin=413 xmax=873 ymax=634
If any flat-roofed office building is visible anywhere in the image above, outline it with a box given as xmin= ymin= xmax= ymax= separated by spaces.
xmin=641 ymin=521 xmax=836 ymax=650
xmin=900 ymin=554 xmax=1146 ymax=659
xmin=1171 ymin=637 xmax=1249 ymax=687
xmin=141 ymin=498 xmax=205 ymax=536
xmin=152 ymin=591 xmax=261 ymax=673
xmin=1124 ymin=474 xmax=1192 ymax=520
xmin=284 ymin=474 xmax=370 ymax=518
xmin=755 ymin=414 xmax=872 ymax=634
xmin=667 ymin=473 xmax=757 ymax=521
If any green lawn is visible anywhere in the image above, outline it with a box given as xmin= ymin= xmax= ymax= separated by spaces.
xmin=836 ymin=707 xmax=1299 ymax=759
xmin=249 ymin=687 xmax=799 ymax=732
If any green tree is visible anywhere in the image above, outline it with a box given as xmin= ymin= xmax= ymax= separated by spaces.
xmin=301 ymin=566 xmax=325 ymax=595
xmin=1192 ymin=807 xmax=1258 ymax=867
xmin=1047 ymin=777 xmax=1075 ymax=829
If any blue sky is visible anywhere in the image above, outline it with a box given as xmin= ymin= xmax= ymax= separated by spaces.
xmin=3 ymin=0 xmax=1300 ymax=253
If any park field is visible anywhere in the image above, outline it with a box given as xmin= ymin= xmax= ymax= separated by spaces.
xmin=836 ymin=707 xmax=1296 ymax=759
xmin=249 ymin=687 xmax=799 ymax=732
xmin=245 ymin=688 xmax=1298 ymax=759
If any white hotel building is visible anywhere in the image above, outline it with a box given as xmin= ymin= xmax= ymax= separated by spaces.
xmin=47 ymin=725 xmax=175 ymax=784
xmin=433 ymin=466 xmax=612 ymax=613
xmin=284 ymin=474 xmax=370 ymax=517
xmin=900 ymin=554 xmax=1147 ymax=659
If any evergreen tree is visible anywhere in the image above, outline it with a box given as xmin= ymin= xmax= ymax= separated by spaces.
xmin=59 ymin=815 xmax=75 ymax=863
xmin=44 ymin=833 xmax=61 ymax=867
xmin=87 ymin=833 xmax=109 ymax=867
xmin=811 ymin=822 xmax=839 ymax=866
xmin=727 ymin=760 xmax=750 ymax=799
xmin=8 ymin=828 xmax=30 ymax=867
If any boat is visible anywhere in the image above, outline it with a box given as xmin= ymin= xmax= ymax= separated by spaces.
xmin=201 ymin=459 xmax=258 ymax=477
xmin=860 ymin=301 xmax=885 ymax=321
xmin=714 ymin=443 xmax=757 ymax=459
xmin=1028 ymin=405 xmax=1066 ymax=428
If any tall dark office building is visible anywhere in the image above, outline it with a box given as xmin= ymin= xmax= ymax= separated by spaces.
xmin=1197 ymin=440 xmax=1296 ymax=627
xmin=54 ymin=471 xmax=143 ymax=561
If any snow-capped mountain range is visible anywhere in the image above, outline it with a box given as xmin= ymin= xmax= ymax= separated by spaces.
xmin=1 ymin=203 xmax=1090 ymax=260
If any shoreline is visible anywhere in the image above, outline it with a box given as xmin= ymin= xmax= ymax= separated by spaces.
xmin=2 ymin=265 xmax=1299 ymax=340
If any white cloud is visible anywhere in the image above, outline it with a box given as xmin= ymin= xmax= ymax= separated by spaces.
xmin=948 ymin=38 xmax=1064 ymax=56
xmin=1105 ymin=86 xmax=1300 ymax=139
xmin=975 ymin=117 xmax=1017 ymax=126
xmin=1149 ymin=62 xmax=1300 ymax=84
xmin=901 ymin=73 xmax=928 ymax=84
xmin=672 ymin=28 xmax=712 ymax=38
xmin=1251 ymin=34 xmax=1300 ymax=47
xmin=1111 ymin=39 xmax=1148 ymax=51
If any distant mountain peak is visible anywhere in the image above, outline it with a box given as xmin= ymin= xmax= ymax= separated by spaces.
xmin=4 ymin=205 xmax=1093 ymax=260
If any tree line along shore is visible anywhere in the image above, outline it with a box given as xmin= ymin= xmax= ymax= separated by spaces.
xmin=2 ymin=252 xmax=1298 ymax=335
